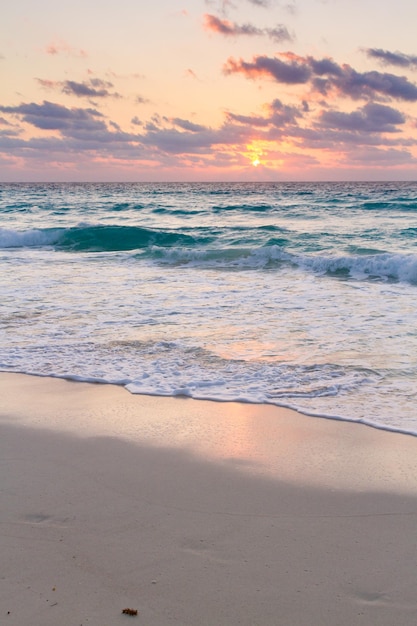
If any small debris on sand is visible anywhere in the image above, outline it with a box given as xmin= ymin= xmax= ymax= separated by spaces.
xmin=122 ymin=608 xmax=138 ymax=616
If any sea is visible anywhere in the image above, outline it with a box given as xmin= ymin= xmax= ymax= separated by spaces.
xmin=1 ymin=182 xmax=416 ymax=435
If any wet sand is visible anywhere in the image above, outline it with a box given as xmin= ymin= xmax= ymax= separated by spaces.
xmin=1 ymin=373 xmax=417 ymax=625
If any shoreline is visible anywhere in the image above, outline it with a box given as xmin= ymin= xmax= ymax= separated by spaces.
xmin=2 ymin=372 xmax=417 ymax=625
xmin=2 ymin=369 xmax=417 ymax=440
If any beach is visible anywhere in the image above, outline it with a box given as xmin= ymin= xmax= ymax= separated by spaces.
xmin=2 ymin=0 xmax=417 ymax=619
xmin=2 ymin=373 xmax=417 ymax=625
xmin=2 ymin=182 xmax=417 ymax=434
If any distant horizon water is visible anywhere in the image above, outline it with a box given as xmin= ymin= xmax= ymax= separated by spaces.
xmin=2 ymin=179 xmax=417 ymax=184
xmin=1 ymin=181 xmax=416 ymax=436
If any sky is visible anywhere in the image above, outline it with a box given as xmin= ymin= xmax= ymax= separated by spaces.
xmin=1 ymin=0 xmax=417 ymax=181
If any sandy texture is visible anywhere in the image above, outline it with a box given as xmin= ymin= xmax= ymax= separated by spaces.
xmin=1 ymin=373 xmax=417 ymax=625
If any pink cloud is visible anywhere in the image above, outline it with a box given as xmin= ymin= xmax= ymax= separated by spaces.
xmin=45 ymin=41 xmax=88 ymax=58
xmin=203 ymin=13 xmax=292 ymax=42
xmin=223 ymin=53 xmax=417 ymax=101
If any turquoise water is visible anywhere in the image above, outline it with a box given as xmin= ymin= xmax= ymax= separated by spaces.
xmin=1 ymin=182 xmax=416 ymax=433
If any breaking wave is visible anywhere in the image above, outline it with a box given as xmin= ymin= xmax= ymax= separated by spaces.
xmin=1 ymin=223 xmax=416 ymax=285
xmin=0 ymin=224 xmax=208 ymax=252
xmin=150 ymin=246 xmax=417 ymax=285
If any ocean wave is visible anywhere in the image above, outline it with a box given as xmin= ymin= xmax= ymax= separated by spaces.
xmin=0 ymin=224 xmax=209 ymax=252
xmin=151 ymin=206 xmax=205 ymax=216
xmin=0 ymin=227 xmax=62 ymax=248
xmin=143 ymin=243 xmax=298 ymax=270
xmin=211 ymin=203 xmax=272 ymax=213
xmin=58 ymin=224 xmax=205 ymax=251
xmin=299 ymin=252 xmax=417 ymax=284
xmin=361 ymin=201 xmax=417 ymax=212
xmin=150 ymin=246 xmax=417 ymax=284
xmin=2 ymin=223 xmax=416 ymax=285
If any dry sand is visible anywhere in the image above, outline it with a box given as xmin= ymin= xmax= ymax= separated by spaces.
xmin=1 ymin=372 xmax=417 ymax=625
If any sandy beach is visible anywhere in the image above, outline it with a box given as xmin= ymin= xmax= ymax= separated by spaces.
xmin=1 ymin=372 xmax=417 ymax=625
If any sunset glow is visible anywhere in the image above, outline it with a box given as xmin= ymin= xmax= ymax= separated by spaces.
xmin=1 ymin=0 xmax=417 ymax=181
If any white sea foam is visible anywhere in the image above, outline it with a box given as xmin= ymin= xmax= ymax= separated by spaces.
xmin=0 ymin=227 xmax=62 ymax=248
xmin=299 ymin=251 xmax=417 ymax=284
xmin=151 ymin=245 xmax=417 ymax=284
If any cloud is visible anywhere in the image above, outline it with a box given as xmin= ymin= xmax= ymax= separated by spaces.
xmin=204 ymin=14 xmax=257 ymax=36
xmin=135 ymin=114 xmax=262 ymax=156
xmin=135 ymin=95 xmax=150 ymax=104
xmin=36 ymin=77 xmax=121 ymax=99
xmin=171 ymin=118 xmax=208 ymax=132
xmin=0 ymin=101 xmax=106 ymax=134
xmin=307 ymin=56 xmax=342 ymax=77
xmin=365 ymin=48 xmax=417 ymax=70
xmin=212 ymin=100 xmax=412 ymax=169
xmin=64 ymin=79 xmax=121 ymax=98
xmin=347 ymin=146 xmax=417 ymax=166
xmin=45 ymin=41 xmax=87 ymax=58
xmin=226 ymin=98 xmax=303 ymax=128
xmin=290 ymin=124 xmax=415 ymax=151
xmin=327 ymin=67 xmax=417 ymax=101
xmin=0 ymin=102 xmax=150 ymax=169
xmin=36 ymin=78 xmax=59 ymax=90
xmin=140 ymin=128 xmax=216 ymax=154
xmin=203 ymin=14 xmax=292 ymax=42
xmin=267 ymin=26 xmax=293 ymax=43
xmin=204 ymin=1 xmax=235 ymax=16
xmin=318 ymin=103 xmax=405 ymax=133
xmin=224 ymin=52 xmax=417 ymax=101
xmin=269 ymin=98 xmax=304 ymax=124
xmin=204 ymin=0 xmax=278 ymax=15
xmin=226 ymin=112 xmax=271 ymax=127
xmin=0 ymin=68 xmax=415 ymax=179
xmin=5 ymin=96 xmax=405 ymax=163
xmin=224 ymin=54 xmax=310 ymax=83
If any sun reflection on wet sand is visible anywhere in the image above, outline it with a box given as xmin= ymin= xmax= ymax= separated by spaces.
xmin=2 ymin=373 xmax=417 ymax=494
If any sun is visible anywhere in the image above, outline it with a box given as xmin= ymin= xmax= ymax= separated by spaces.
xmin=245 ymin=140 xmax=267 ymax=168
